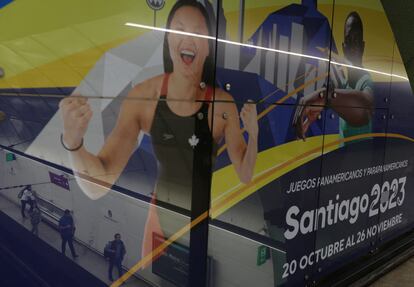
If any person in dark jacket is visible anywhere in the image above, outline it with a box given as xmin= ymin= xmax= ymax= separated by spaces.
xmin=29 ymin=202 xmax=41 ymax=236
xmin=108 ymin=233 xmax=126 ymax=282
xmin=58 ymin=209 xmax=78 ymax=258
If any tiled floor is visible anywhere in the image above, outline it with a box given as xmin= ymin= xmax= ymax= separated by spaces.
xmin=0 ymin=195 xmax=151 ymax=287
xmin=370 ymin=257 xmax=414 ymax=287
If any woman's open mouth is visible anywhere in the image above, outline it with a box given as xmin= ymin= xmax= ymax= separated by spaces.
xmin=180 ymin=49 xmax=196 ymax=65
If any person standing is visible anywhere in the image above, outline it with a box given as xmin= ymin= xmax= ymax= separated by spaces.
xmin=58 ymin=209 xmax=78 ymax=258
xmin=29 ymin=202 xmax=41 ymax=236
xmin=107 ymin=233 xmax=126 ymax=282
xmin=19 ymin=185 xmax=35 ymax=218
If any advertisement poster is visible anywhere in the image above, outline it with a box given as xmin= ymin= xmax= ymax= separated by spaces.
xmin=0 ymin=1 xmax=413 ymax=286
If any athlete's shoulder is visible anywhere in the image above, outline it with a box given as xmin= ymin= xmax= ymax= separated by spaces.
xmin=212 ymin=88 xmax=239 ymax=116
xmin=213 ymin=87 xmax=234 ymax=102
xmin=119 ymin=76 xmax=163 ymax=127
xmin=129 ymin=75 xmax=164 ymax=101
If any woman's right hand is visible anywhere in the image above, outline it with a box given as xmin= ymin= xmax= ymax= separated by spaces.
xmin=59 ymin=95 xmax=93 ymax=149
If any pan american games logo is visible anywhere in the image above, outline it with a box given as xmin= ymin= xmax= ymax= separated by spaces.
xmin=146 ymin=0 xmax=165 ymax=11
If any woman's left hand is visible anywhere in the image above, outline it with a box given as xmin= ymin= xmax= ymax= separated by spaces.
xmin=240 ymin=101 xmax=258 ymax=139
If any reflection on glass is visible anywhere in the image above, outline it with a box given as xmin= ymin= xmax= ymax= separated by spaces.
xmin=59 ymin=1 xmax=258 ymax=285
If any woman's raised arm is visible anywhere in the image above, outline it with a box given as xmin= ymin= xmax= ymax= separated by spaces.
xmin=220 ymin=92 xmax=258 ymax=184
xmin=59 ymin=85 xmax=149 ymax=199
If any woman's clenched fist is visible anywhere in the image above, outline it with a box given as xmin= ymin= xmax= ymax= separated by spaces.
xmin=59 ymin=96 xmax=93 ymax=149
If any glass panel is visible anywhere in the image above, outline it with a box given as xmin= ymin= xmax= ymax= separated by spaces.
xmin=211 ymin=100 xmax=328 ymax=286
xmin=0 ymin=151 xmax=192 ymax=286
xmin=328 ymin=0 xmax=394 ymax=109
xmin=313 ymin=107 xmax=388 ymax=280
xmin=1 ymin=1 xmax=220 ymax=286
xmin=311 ymin=0 xmax=397 ymax=281
xmin=211 ymin=1 xmax=334 ymax=285
xmin=208 ymin=222 xmax=286 ymax=287
xmin=217 ymin=0 xmax=334 ymax=105
xmin=378 ymin=44 xmax=414 ymax=244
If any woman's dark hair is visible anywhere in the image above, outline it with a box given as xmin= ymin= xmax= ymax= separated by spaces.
xmin=163 ymin=0 xmax=216 ymax=86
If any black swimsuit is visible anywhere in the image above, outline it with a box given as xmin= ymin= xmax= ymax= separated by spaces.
xmin=150 ymin=74 xmax=214 ymax=211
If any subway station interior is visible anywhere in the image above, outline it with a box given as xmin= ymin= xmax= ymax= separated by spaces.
xmin=1 ymin=0 xmax=414 ymax=286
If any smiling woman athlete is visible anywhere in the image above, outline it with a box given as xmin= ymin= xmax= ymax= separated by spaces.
xmin=59 ymin=0 xmax=258 ymax=260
